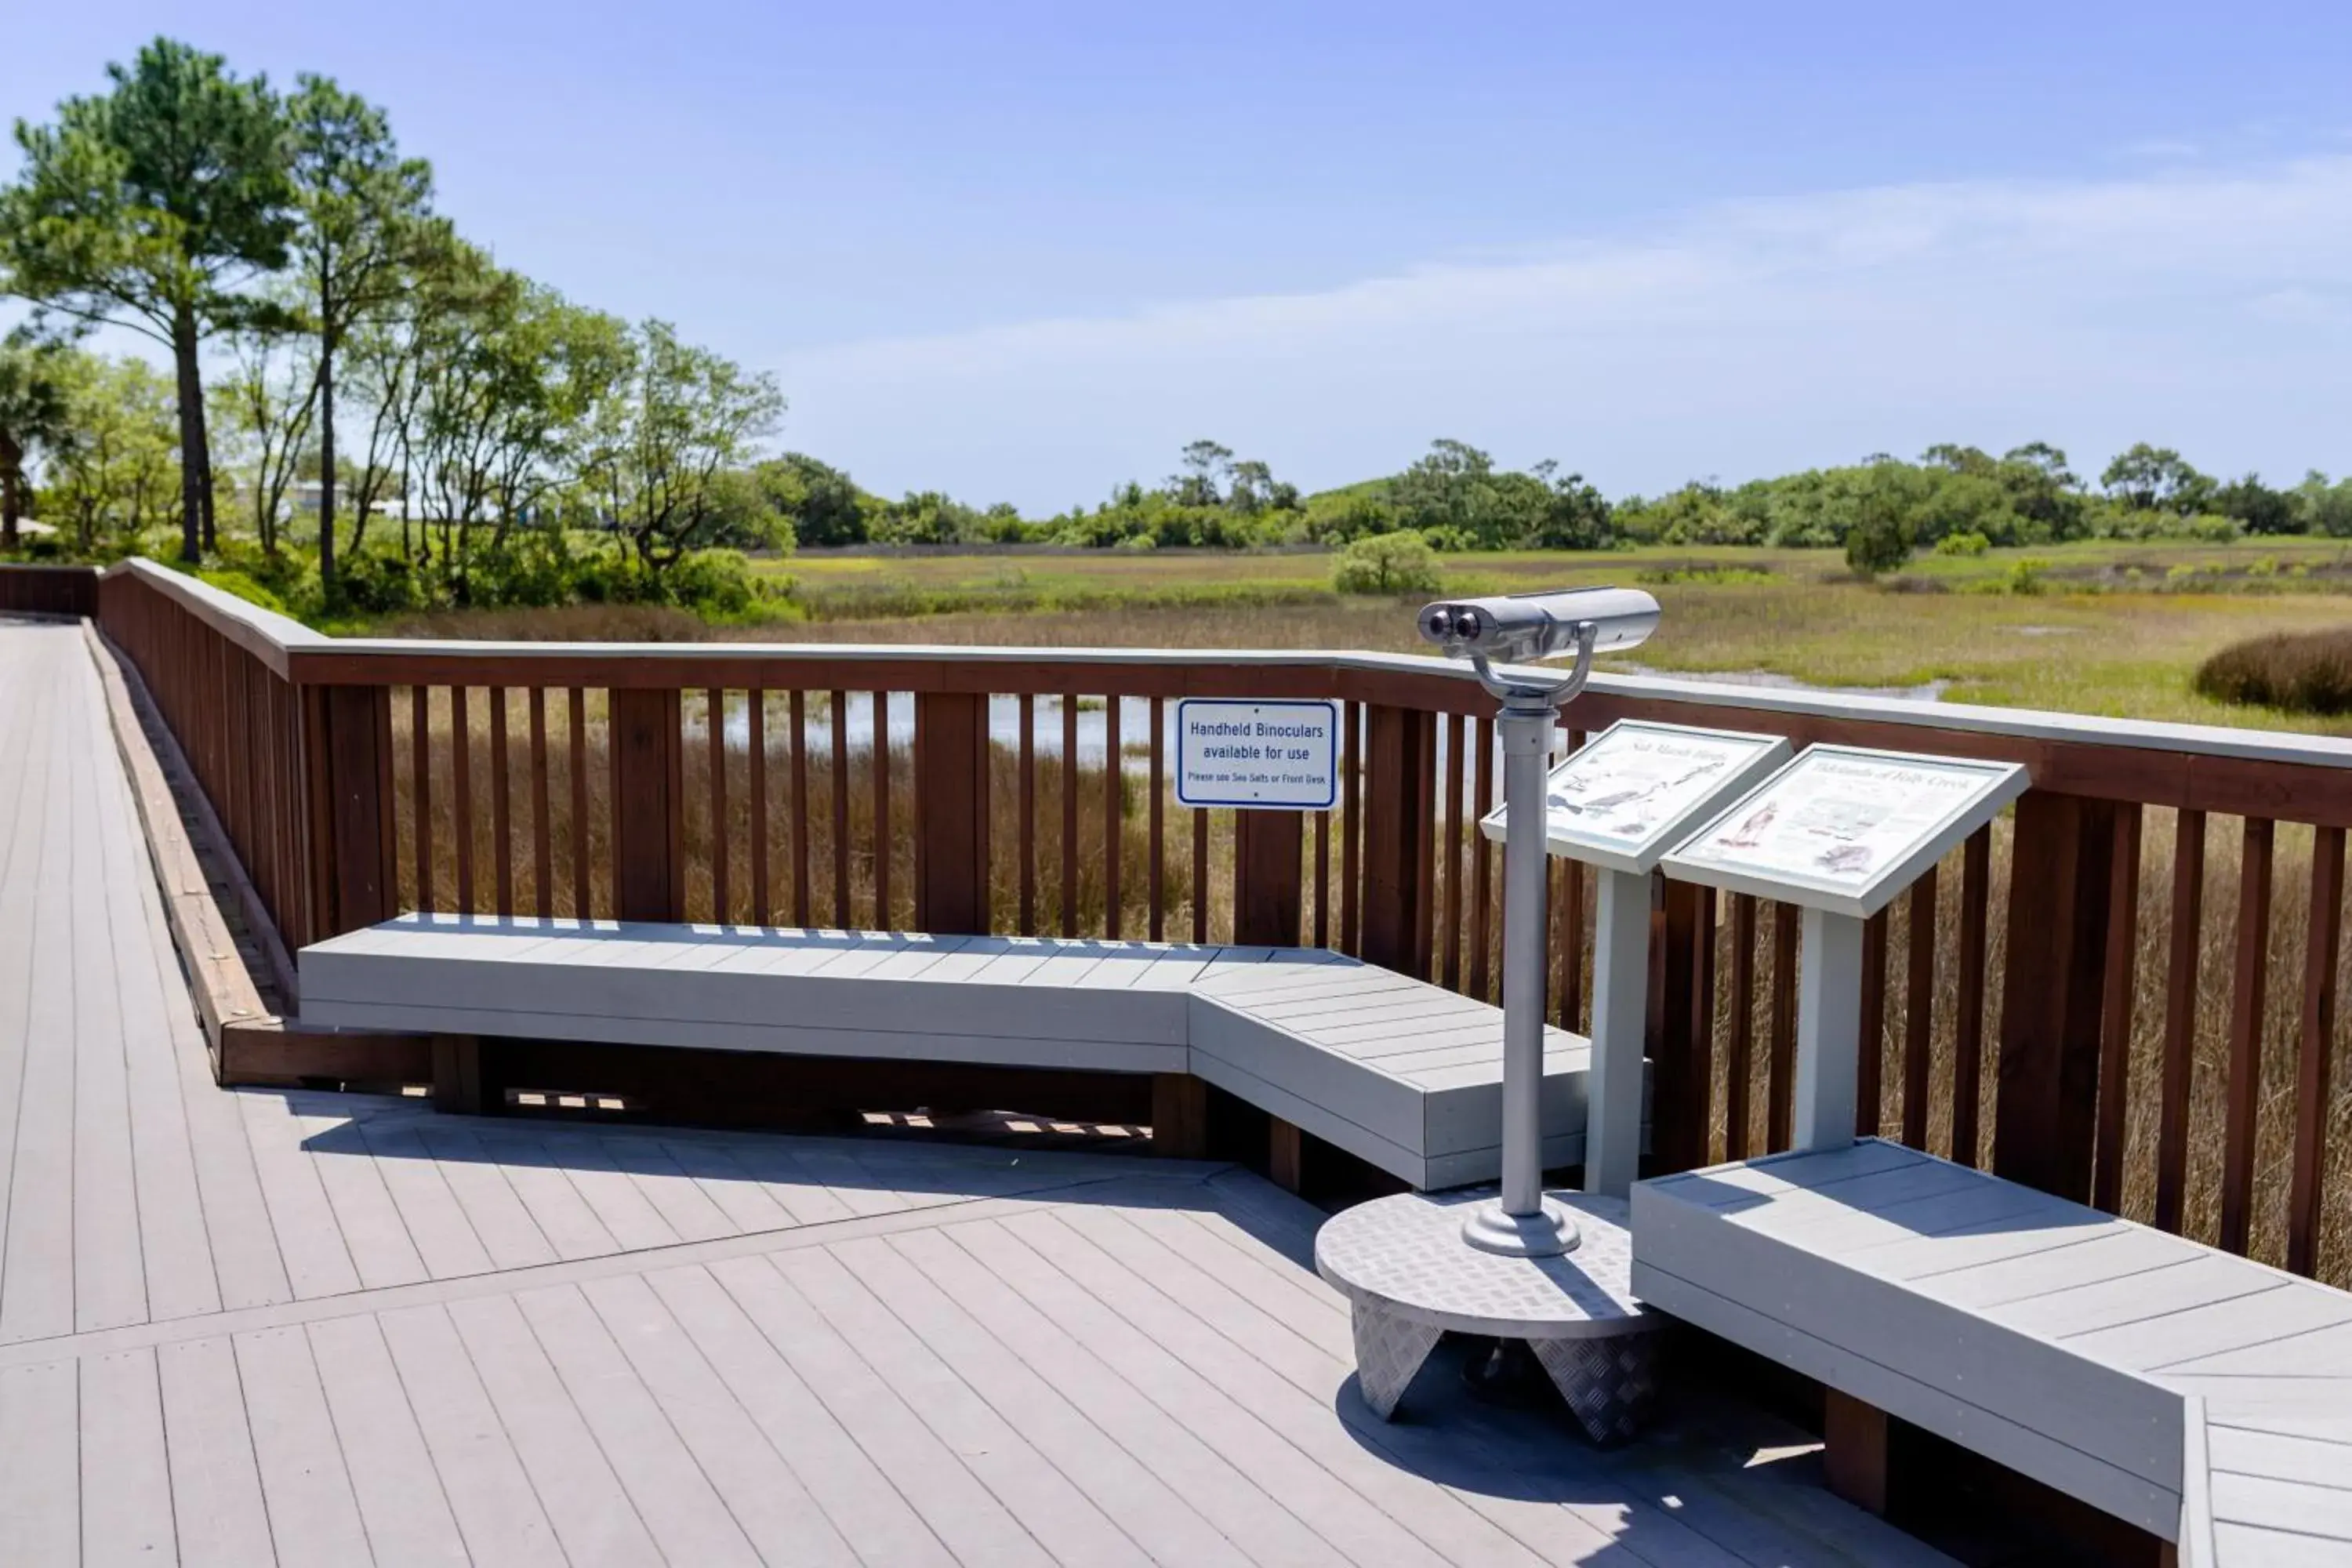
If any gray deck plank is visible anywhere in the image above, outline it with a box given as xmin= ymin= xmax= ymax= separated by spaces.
xmin=1991 ymin=1254 xmax=2285 ymax=1340
xmin=2068 ymin=1286 xmax=2352 ymax=1374
xmin=0 ymin=668 xmax=56 ymax=1347
xmin=445 ymin=1290 xmax=667 ymax=1567
xmin=577 ymin=1272 xmax=863 ymax=1567
xmin=0 ymin=1356 xmax=80 ymax=1564
xmin=2209 ymin=1422 xmax=2352 ymax=1490
xmin=374 ymin=1303 xmax=568 ymax=1568
xmin=2 ymin=690 xmax=80 ymax=1343
xmin=352 ymin=1120 xmax=499 ymax=1279
xmin=471 ymin=1134 xmax=628 ymax=1260
xmin=703 ymin=1250 xmax=1058 ymax=1567
xmin=778 ymin=1243 xmax=1161 ymax=1567
xmin=306 ymin=1313 xmax=471 ymax=1565
xmin=641 ymin=1263 xmax=961 ymax=1567
xmin=409 ymin=1124 xmax=564 ymax=1270
xmin=595 ymin=1134 xmax=742 ymax=1243
xmin=300 ymin=1106 xmax=434 ymax=1292
xmin=78 ymin=1348 xmax=176 ymax=1566
xmin=237 ymin=1093 xmax=365 ymax=1300
xmin=234 ymin=1324 xmax=376 ymax=1564
xmin=2210 ymin=1521 xmax=2352 ymax=1566
xmin=94 ymin=722 xmax=221 ymax=1327
xmin=67 ymin=712 xmax=149 ymax=1335
xmin=510 ymin=1283 xmax=765 ymax=1568
xmin=943 ymin=1217 xmax=1460 ymax=1567
xmin=2210 ymin=1472 xmax=2352 ymax=1538
xmin=886 ymin=1225 xmax=1356 ymax=1568
xmin=157 ymin=1335 xmax=277 ymax=1567
xmin=825 ymin=1238 xmax=1257 ymax=1568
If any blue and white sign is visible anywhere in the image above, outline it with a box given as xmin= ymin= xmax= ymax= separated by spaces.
xmin=1174 ymin=699 xmax=1341 ymax=810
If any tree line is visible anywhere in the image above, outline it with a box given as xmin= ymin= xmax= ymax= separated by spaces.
xmin=0 ymin=38 xmax=782 ymax=615
xmin=5 ymin=38 xmax=2348 ymax=619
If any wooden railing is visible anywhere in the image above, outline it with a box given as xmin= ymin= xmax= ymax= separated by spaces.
xmin=37 ymin=557 xmax=2352 ymax=1285
xmin=0 ymin=561 xmax=98 ymax=619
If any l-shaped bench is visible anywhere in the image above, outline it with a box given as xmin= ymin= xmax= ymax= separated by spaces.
xmin=298 ymin=913 xmax=1610 ymax=1190
xmin=1633 ymin=1138 xmax=2352 ymax=1563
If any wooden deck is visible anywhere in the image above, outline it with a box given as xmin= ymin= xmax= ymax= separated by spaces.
xmin=0 ymin=617 xmax=1969 ymax=1564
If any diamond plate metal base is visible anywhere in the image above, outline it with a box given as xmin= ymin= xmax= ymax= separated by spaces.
xmin=1530 ymin=1332 xmax=1658 ymax=1447
xmin=1350 ymin=1303 xmax=1445 ymax=1419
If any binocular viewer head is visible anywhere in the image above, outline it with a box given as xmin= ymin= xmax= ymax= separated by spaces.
xmin=1416 ymin=586 xmax=1661 ymax=665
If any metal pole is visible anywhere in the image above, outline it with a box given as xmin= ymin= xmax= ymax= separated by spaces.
xmin=1461 ymin=693 xmax=1581 ymax=1257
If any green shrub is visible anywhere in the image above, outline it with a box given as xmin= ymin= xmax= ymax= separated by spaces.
xmin=2004 ymin=558 xmax=2050 ymax=595
xmin=1934 ymin=531 xmax=1991 ymax=557
xmin=194 ymin=568 xmax=287 ymax=615
xmin=667 ymin=548 xmax=759 ymax=617
xmin=2194 ymin=628 xmax=2352 ymax=714
xmin=1332 ymin=530 xmax=1443 ymax=596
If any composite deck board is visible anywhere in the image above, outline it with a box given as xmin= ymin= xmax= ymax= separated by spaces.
xmin=1 ymin=616 xmax=1979 ymax=1566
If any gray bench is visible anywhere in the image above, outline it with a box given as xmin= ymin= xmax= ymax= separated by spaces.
xmin=299 ymin=913 xmax=1606 ymax=1189
xmin=1632 ymin=1139 xmax=2352 ymax=1559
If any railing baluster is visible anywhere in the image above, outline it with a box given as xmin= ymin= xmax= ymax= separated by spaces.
xmin=568 ymin=688 xmax=590 ymax=919
xmin=710 ymin=688 xmax=730 ymax=924
xmin=1148 ymin=696 xmax=1165 ymax=942
xmin=1018 ymin=692 xmax=1036 ymax=936
xmin=410 ymin=686 xmax=433 ymax=912
xmin=1442 ymin=713 xmax=1465 ymax=992
xmin=1726 ymin=893 xmax=1756 ymax=1160
xmin=829 ymin=688 xmax=850 ymax=927
xmin=789 ymin=688 xmax=811 ymax=927
xmin=489 ymin=687 xmax=513 ymax=918
xmin=528 ymin=688 xmax=551 ymax=916
xmin=2220 ymin=816 xmax=2275 ymax=1255
xmin=872 ymin=691 xmax=889 ymax=929
xmin=2155 ymin=808 xmax=2208 ymax=1232
xmin=1469 ymin=717 xmax=1493 ymax=1000
xmin=2092 ymin=804 xmax=2144 ymax=1213
xmin=1903 ymin=868 xmax=1937 ymax=1148
xmin=2288 ymin=824 xmax=2344 ymax=1278
xmin=748 ymin=690 xmax=769 ymax=927
xmin=1414 ymin=714 xmax=1436 ymax=978
xmin=1952 ymin=826 xmax=1992 ymax=1167
xmin=1314 ymin=805 xmax=1330 ymax=951
xmin=1341 ymin=702 xmax=1360 ymax=957
xmin=1769 ymin=900 xmax=1798 ymax=1151
xmin=1104 ymin=695 xmax=1122 ymax=939
xmin=1061 ymin=694 xmax=1079 ymax=938
xmin=1857 ymin=909 xmax=1889 ymax=1138
xmin=451 ymin=686 xmax=474 ymax=913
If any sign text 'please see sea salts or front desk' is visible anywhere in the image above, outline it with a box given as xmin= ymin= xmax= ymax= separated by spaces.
xmin=1174 ymin=699 xmax=1341 ymax=810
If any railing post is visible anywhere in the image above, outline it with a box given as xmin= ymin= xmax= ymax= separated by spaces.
xmin=914 ymin=691 xmax=992 ymax=935
xmin=1232 ymin=810 xmax=1304 ymax=947
xmin=609 ymin=688 xmax=684 ymax=923
xmin=1993 ymin=790 xmax=2118 ymax=1201
xmin=1360 ymin=704 xmax=1436 ymax=978
xmin=303 ymin=684 xmax=398 ymax=941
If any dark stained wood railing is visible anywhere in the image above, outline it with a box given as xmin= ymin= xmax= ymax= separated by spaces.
xmin=22 ymin=555 xmax=2352 ymax=1287
xmin=0 ymin=562 xmax=97 ymax=619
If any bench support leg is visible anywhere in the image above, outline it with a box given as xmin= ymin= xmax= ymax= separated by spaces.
xmin=1151 ymin=1073 xmax=1208 ymax=1159
xmin=1823 ymin=1388 xmax=1890 ymax=1515
xmin=432 ymin=1033 xmax=483 ymax=1116
xmin=1269 ymin=1116 xmax=1303 ymax=1192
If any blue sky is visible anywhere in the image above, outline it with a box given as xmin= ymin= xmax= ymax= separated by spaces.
xmin=8 ymin=2 xmax=2352 ymax=510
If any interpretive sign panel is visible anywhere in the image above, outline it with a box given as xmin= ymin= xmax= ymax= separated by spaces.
xmin=1477 ymin=720 xmax=1790 ymax=875
xmin=1662 ymin=745 xmax=2028 ymax=917
xmin=1174 ymin=699 xmax=1341 ymax=809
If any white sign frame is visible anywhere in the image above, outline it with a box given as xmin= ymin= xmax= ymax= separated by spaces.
xmin=1476 ymin=719 xmax=1792 ymax=876
xmin=1661 ymin=744 xmax=2029 ymax=919
xmin=1174 ymin=699 xmax=1341 ymax=811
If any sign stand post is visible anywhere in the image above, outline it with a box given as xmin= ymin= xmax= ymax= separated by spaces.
xmin=1584 ymin=866 xmax=1653 ymax=1197
xmin=1794 ymin=906 xmax=1866 ymax=1151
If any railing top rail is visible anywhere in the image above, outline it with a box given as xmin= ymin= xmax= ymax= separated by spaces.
xmin=81 ymin=554 xmax=2352 ymax=790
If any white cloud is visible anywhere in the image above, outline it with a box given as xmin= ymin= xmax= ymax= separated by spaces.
xmin=778 ymin=156 xmax=2352 ymax=508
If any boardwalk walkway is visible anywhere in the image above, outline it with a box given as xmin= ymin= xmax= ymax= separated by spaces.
xmin=0 ymin=619 xmax=1948 ymax=1567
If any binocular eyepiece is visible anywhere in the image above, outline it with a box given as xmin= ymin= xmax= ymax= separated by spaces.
xmin=1417 ymin=586 xmax=1661 ymax=664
